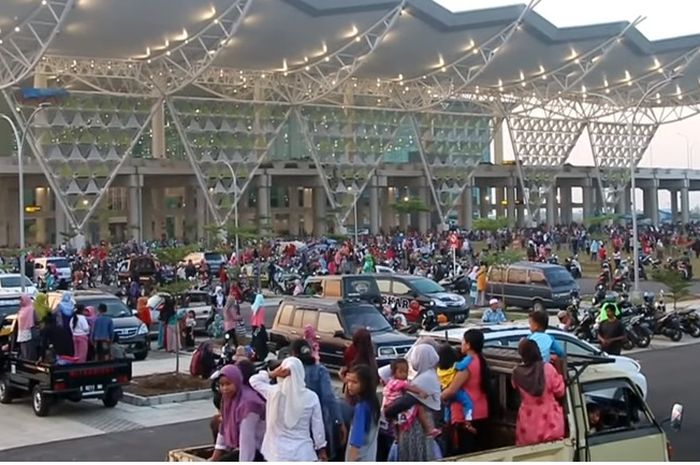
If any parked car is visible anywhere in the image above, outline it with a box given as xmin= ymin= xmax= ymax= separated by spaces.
xmin=486 ymin=261 xmax=579 ymax=312
xmin=33 ymin=257 xmax=71 ymax=286
xmin=48 ymin=291 xmax=150 ymax=361
xmin=0 ymin=274 xmax=37 ymax=297
xmin=421 ymin=323 xmax=647 ymax=398
xmin=117 ymin=256 xmax=157 ymax=290
xmin=269 ymin=296 xmax=415 ymax=369
xmin=302 ymin=275 xmax=382 ymax=309
xmin=372 ymin=274 xmax=469 ymax=323
xmin=180 ymin=252 xmax=227 ymax=275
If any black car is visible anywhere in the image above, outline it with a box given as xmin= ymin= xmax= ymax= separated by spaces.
xmin=372 ymin=274 xmax=469 ymax=323
xmin=269 ymin=297 xmax=415 ymax=369
xmin=49 ymin=291 xmax=150 ymax=360
xmin=302 ymin=275 xmax=382 ymax=309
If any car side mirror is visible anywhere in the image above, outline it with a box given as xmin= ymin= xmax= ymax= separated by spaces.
xmin=333 ymin=330 xmax=345 ymax=339
xmin=670 ymin=403 xmax=684 ymax=431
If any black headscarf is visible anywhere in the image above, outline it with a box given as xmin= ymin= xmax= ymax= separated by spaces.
xmin=512 ymin=339 xmax=545 ymax=397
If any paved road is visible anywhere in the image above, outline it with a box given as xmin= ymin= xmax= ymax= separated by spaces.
xmin=577 ymin=277 xmax=700 ymax=297
xmin=3 ymin=343 xmax=697 ymax=461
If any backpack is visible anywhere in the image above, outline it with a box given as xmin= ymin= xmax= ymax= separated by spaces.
xmin=190 ymin=342 xmax=213 ymax=378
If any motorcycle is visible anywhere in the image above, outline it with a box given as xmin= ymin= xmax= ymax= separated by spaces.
xmin=641 ymin=303 xmax=683 ymax=342
xmin=678 ymin=309 xmax=700 ymax=338
xmin=622 ymin=313 xmax=652 ymax=350
xmin=439 ymin=273 xmax=470 ymax=295
xmin=574 ymin=307 xmax=599 ymax=343
xmin=565 ymin=257 xmax=582 ymax=279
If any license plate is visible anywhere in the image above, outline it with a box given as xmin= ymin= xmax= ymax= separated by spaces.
xmin=81 ymin=384 xmax=102 ymax=392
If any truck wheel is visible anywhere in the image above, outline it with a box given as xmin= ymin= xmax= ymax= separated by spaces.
xmin=0 ymin=377 xmax=14 ymax=404
xmin=133 ymin=350 xmax=148 ymax=361
xmin=102 ymin=387 xmax=122 ymax=408
xmin=32 ymin=385 xmax=51 ymax=417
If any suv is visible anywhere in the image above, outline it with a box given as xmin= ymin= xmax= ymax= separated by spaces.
xmin=48 ymin=291 xmax=150 ymax=360
xmin=421 ymin=323 xmax=647 ymax=398
xmin=117 ymin=256 xmax=157 ymax=288
xmin=302 ymin=275 xmax=382 ymax=308
xmin=372 ymin=274 xmax=469 ymax=323
xmin=269 ymin=296 xmax=415 ymax=369
xmin=33 ymin=257 xmax=72 ymax=285
xmin=486 ymin=261 xmax=579 ymax=312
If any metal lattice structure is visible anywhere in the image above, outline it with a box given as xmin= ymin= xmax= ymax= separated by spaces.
xmin=5 ymin=89 xmax=160 ymax=231
xmin=0 ymin=0 xmax=75 ymax=90
xmin=411 ymin=113 xmax=497 ymax=224
xmin=588 ymin=121 xmax=658 ymax=212
xmin=507 ymin=115 xmax=587 ymax=222
xmin=166 ymin=98 xmax=291 ymax=226
xmin=296 ymin=107 xmax=407 ymax=227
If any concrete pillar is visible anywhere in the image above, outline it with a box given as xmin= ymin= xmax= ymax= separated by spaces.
xmin=616 ymin=187 xmax=630 ymax=216
xmin=418 ymin=179 xmax=430 ymax=233
xmin=460 ymin=185 xmax=473 ymax=230
xmin=670 ymin=190 xmax=678 ymax=222
xmin=142 ymin=187 xmax=154 ymax=240
xmin=495 ymin=186 xmax=506 ymax=217
xmin=54 ymin=193 xmax=67 ymax=247
xmin=583 ymin=178 xmax=595 ymax=220
xmin=560 ymin=185 xmax=572 ymax=224
xmin=515 ymin=186 xmax=526 ymax=227
xmin=546 ymin=188 xmax=557 ymax=226
xmin=369 ymin=176 xmax=380 ymax=235
xmin=506 ymin=180 xmax=516 ymax=226
xmin=288 ymin=186 xmax=300 ymax=235
xmin=479 ymin=187 xmax=490 ymax=219
xmin=313 ymin=186 xmax=327 ymax=236
xmin=493 ymin=125 xmax=504 ymax=164
xmin=681 ymin=183 xmax=690 ymax=224
xmin=183 ymin=185 xmax=199 ymax=242
xmin=257 ymin=174 xmax=271 ymax=231
xmin=128 ymin=174 xmax=141 ymax=242
xmin=642 ymin=182 xmax=659 ymax=226
xmin=0 ymin=183 xmax=8 ymax=246
xmin=151 ymin=101 xmax=165 ymax=159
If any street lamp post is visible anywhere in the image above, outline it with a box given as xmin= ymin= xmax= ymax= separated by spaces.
xmin=587 ymin=77 xmax=679 ymax=295
xmin=677 ymin=133 xmax=693 ymax=169
xmin=0 ymin=103 xmax=51 ymax=293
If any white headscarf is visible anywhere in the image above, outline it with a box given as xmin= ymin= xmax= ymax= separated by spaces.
xmin=268 ymin=356 xmax=312 ymax=429
xmin=407 ymin=344 xmax=441 ymax=411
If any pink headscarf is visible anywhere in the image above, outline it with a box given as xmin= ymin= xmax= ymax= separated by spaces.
xmin=303 ymin=324 xmax=320 ymax=362
xmin=84 ymin=306 xmax=98 ymax=328
xmin=17 ymin=295 xmax=34 ymax=331
xmin=219 ymin=364 xmax=266 ymax=449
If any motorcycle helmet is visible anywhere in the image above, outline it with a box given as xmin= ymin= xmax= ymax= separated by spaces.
xmin=643 ymin=291 xmax=654 ymax=305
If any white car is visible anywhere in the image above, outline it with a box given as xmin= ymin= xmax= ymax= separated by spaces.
xmin=0 ymin=274 xmax=37 ymax=298
xmin=420 ymin=323 xmax=648 ymax=398
xmin=33 ymin=256 xmax=72 ymax=283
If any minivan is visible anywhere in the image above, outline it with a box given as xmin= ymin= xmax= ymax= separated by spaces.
xmin=302 ymin=275 xmax=382 ymax=308
xmin=486 ymin=261 xmax=579 ymax=312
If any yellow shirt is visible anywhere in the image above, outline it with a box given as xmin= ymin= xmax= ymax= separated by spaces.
xmin=437 ymin=366 xmax=457 ymax=390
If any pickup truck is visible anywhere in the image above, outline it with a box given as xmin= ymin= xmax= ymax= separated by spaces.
xmin=168 ymin=346 xmax=681 ymax=462
xmin=443 ymin=347 xmax=681 ymax=462
xmin=0 ymin=350 xmax=132 ymax=417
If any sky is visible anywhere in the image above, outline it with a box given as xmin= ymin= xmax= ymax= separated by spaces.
xmin=436 ymin=0 xmax=700 ymax=208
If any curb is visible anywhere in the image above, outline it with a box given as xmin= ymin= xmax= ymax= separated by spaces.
xmin=121 ymin=389 xmax=212 ymax=407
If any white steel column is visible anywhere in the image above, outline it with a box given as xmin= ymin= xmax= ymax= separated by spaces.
xmin=313 ymin=186 xmax=328 ymax=236
xmin=369 ymin=176 xmax=380 ymax=236
xmin=681 ymin=181 xmax=690 ymax=224
xmin=670 ymin=190 xmax=678 ymax=222
xmin=257 ymin=174 xmax=271 ymax=231
xmin=128 ymin=174 xmax=142 ymax=242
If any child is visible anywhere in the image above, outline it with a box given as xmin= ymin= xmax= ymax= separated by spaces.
xmin=184 ymin=310 xmax=196 ymax=350
xmin=91 ymin=303 xmax=114 ymax=361
xmin=437 ymin=344 xmax=476 ymax=433
xmin=345 ymin=364 xmax=381 ymax=462
xmin=381 ymin=358 xmax=440 ymax=439
xmin=528 ymin=309 xmax=565 ymax=363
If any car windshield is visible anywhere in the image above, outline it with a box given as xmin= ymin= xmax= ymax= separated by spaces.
xmin=48 ymin=258 xmax=69 ymax=269
xmin=547 ymin=269 xmax=576 ymax=287
xmin=204 ymin=253 xmax=224 ymax=261
xmin=0 ymin=276 xmax=33 ymax=288
xmin=78 ymin=298 xmax=131 ymax=318
xmin=410 ymin=277 xmax=445 ymax=294
xmin=341 ymin=305 xmax=392 ymax=334
xmin=0 ymin=298 xmax=21 ymax=317
xmin=132 ymin=258 xmax=156 ymax=273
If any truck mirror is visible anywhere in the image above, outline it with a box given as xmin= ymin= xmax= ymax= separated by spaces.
xmin=333 ymin=330 xmax=345 ymax=339
xmin=670 ymin=403 xmax=683 ymax=431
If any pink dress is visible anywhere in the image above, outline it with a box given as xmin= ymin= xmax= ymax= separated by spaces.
xmin=382 ymin=379 xmax=417 ymax=431
xmin=513 ymin=363 xmax=566 ymax=446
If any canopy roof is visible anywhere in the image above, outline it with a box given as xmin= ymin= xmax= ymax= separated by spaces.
xmin=3 ymin=0 xmax=700 ymax=110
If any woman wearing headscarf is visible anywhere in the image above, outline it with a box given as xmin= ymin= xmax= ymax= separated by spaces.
xmin=249 ymin=356 xmax=327 ymax=462
xmin=211 ymin=365 xmax=266 ymax=462
xmin=33 ymin=293 xmax=51 ymax=324
xmin=303 ymin=324 xmax=320 ymax=363
xmin=250 ymin=292 xmax=268 ymax=360
xmin=70 ymin=304 xmax=91 ymax=362
xmin=440 ymin=329 xmax=490 ymax=455
xmin=16 ymin=294 xmax=37 ymax=360
xmin=384 ymin=344 xmax=442 ymax=461
xmin=290 ymin=339 xmax=346 ymax=460
xmin=57 ymin=292 xmax=74 ymax=330
xmin=512 ymin=339 xmax=565 ymax=446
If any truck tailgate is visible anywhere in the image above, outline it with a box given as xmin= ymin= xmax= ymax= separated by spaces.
xmin=51 ymin=359 xmax=132 ymax=390
xmin=168 ymin=446 xmax=211 ymax=462
xmin=443 ymin=438 xmax=574 ymax=462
